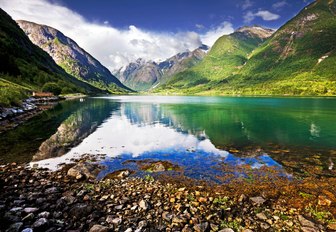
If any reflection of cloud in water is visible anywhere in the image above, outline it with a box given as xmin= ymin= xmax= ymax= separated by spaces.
xmin=31 ymin=115 xmax=228 ymax=170
xmin=310 ymin=123 xmax=320 ymax=138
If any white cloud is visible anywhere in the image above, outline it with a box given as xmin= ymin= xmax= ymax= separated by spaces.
xmin=272 ymin=1 xmax=289 ymax=10
xmin=0 ymin=0 xmax=233 ymax=70
xmin=241 ymin=0 xmax=254 ymax=10
xmin=200 ymin=22 xmax=234 ymax=47
xmin=244 ymin=10 xmax=280 ymax=23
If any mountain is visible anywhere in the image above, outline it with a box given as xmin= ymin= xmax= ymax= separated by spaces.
xmin=17 ymin=20 xmax=131 ymax=93
xmin=154 ymin=26 xmax=274 ymax=93
xmin=225 ymin=0 xmax=336 ymax=95
xmin=0 ymin=9 xmax=101 ymax=107
xmin=156 ymin=0 xmax=336 ymax=96
xmin=114 ymin=45 xmax=209 ymax=91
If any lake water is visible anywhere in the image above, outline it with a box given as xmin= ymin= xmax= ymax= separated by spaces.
xmin=0 ymin=96 xmax=335 ymax=182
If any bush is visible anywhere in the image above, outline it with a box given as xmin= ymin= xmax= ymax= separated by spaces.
xmin=42 ymin=82 xmax=62 ymax=95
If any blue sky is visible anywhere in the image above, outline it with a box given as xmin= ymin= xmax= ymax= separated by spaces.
xmin=61 ymin=0 xmax=312 ymax=31
xmin=0 ymin=0 xmax=313 ymax=70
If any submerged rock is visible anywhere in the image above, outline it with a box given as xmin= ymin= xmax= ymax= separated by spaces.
xmin=67 ymin=162 xmax=103 ymax=179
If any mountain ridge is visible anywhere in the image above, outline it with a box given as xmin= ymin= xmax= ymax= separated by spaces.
xmin=17 ymin=20 xmax=132 ymax=93
xmin=114 ymin=45 xmax=209 ymax=91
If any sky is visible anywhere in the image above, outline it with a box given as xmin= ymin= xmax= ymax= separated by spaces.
xmin=0 ymin=0 xmax=313 ymax=71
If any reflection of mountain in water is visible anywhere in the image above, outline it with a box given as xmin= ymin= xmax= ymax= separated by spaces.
xmin=121 ymin=100 xmax=336 ymax=151
xmin=32 ymin=99 xmax=119 ymax=161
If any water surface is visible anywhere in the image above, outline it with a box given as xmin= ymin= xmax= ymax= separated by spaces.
xmin=1 ymin=96 xmax=335 ymax=181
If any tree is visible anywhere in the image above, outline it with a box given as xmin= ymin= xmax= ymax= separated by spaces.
xmin=42 ymin=82 xmax=62 ymax=95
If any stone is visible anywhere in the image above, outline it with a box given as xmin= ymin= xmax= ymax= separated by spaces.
xmin=115 ymin=204 xmax=123 ymax=210
xmin=69 ymin=203 xmax=93 ymax=218
xmin=124 ymin=228 xmax=132 ymax=232
xmin=89 ymin=225 xmax=110 ymax=232
xmin=21 ymin=229 xmax=33 ymax=232
xmin=139 ymin=199 xmax=150 ymax=210
xmin=162 ymin=211 xmax=173 ymax=222
xmin=250 ymin=196 xmax=266 ymax=205
xmin=23 ymin=207 xmax=39 ymax=214
xmin=37 ymin=211 xmax=50 ymax=218
xmin=45 ymin=187 xmax=59 ymax=194
xmin=193 ymin=222 xmax=209 ymax=232
xmin=317 ymin=195 xmax=332 ymax=206
xmin=327 ymin=222 xmax=336 ymax=230
xmin=218 ymin=229 xmax=234 ymax=232
xmin=22 ymin=213 xmax=34 ymax=221
xmin=301 ymin=227 xmax=319 ymax=232
xmin=298 ymin=215 xmax=316 ymax=228
xmin=32 ymin=218 xmax=48 ymax=229
xmin=5 ymin=222 xmax=23 ymax=232
xmin=152 ymin=162 xmax=165 ymax=172
xmin=260 ymin=222 xmax=270 ymax=230
xmin=67 ymin=162 xmax=102 ymax=179
xmin=138 ymin=220 xmax=148 ymax=229
xmin=256 ymin=212 xmax=268 ymax=221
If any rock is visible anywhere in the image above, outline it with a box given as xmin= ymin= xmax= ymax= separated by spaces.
xmin=298 ymin=215 xmax=316 ymax=228
xmin=45 ymin=187 xmax=59 ymax=194
xmin=238 ymin=194 xmax=246 ymax=202
xmin=67 ymin=162 xmax=102 ymax=179
xmin=242 ymin=230 xmax=253 ymax=232
xmin=21 ymin=229 xmax=33 ymax=232
xmin=115 ymin=204 xmax=123 ymax=210
xmin=256 ymin=212 xmax=268 ymax=221
xmin=250 ymin=196 xmax=266 ymax=205
xmin=5 ymin=222 xmax=23 ymax=232
xmin=218 ymin=229 xmax=234 ymax=232
xmin=22 ymin=213 xmax=34 ymax=221
xmin=138 ymin=220 xmax=148 ymax=229
xmin=124 ymin=228 xmax=132 ymax=232
xmin=327 ymin=222 xmax=336 ymax=230
xmin=317 ymin=195 xmax=332 ymax=206
xmin=193 ymin=222 xmax=209 ymax=232
xmin=37 ymin=211 xmax=50 ymax=218
xmin=89 ymin=225 xmax=110 ymax=232
xmin=260 ymin=222 xmax=270 ymax=230
xmin=162 ymin=211 xmax=173 ymax=222
xmin=23 ymin=207 xmax=39 ymax=214
xmin=139 ymin=199 xmax=150 ymax=210
xmin=152 ymin=162 xmax=165 ymax=172
xmin=69 ymin=203 xmax=93 ymax=218
xmin=32 ymin=218 xmax=48 ymax=229
xmin=301 ymin=227 xmax=319 ymax=232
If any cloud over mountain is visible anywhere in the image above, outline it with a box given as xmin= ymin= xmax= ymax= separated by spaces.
xmin=0 ymin=0 xmax=233 ymax=70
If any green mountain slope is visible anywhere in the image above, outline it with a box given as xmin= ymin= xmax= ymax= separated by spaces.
xmin=0 ymin=9 xmax=102 ymax=106
xmin=156 ymin=0 xmax=336 ymax=96
xmin=222 ymin=0 xmax=336 ymax=95
xmin=154 ymin=26 xmax=274 ymax=93
xmin=17 ymin=20 xmax=132 ymax=94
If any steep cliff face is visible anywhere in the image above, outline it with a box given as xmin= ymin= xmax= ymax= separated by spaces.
xmin=0 ymin=9 xmax=101 ymax=107
xmin=17 ymin=20 xmax=131 ymax=93
xmin=115 ymin=45 xmax=209 ymax=91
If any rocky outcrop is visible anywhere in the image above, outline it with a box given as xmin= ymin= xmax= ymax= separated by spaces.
xmin=114 ymin=45 xmax=209 ymax=91
xmin=17 ymin=20 xmax=131 ymax=93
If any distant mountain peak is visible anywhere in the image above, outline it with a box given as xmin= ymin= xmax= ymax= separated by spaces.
xmin=235 ymin=26 xmax=275 ymax=39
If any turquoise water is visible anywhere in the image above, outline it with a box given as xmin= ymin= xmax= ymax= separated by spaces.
xmin=0 ymin=96 xmax=335 ymax=181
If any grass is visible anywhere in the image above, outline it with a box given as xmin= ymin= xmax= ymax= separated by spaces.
xmin=0 ymin=77 xmax=29 ymax=107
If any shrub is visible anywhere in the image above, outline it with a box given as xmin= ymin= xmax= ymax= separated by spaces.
xmin=42 ymin=82 xmax=62 ymax=95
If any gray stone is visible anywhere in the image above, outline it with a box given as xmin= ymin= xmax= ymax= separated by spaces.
xmin=37 ymin=211 xmax=50 ymax=218
xmin=5 ymin=222 xmax=23 ymax=232
xmin=139 ymin=199 xmax=150 ymax=210
xmin=32 ymin=218 xmax=48 ymax=228
xmin=256 ymin=212 xmax=268 ymax=221
xmin=69 ymin=203 xmax=93 ymax=218
xmin=89 ymin=225 xmax=110 ymax=232
xmin=23 ymin=207 xmax=39 ymax=214
xmin=218 ymin=229 xmax=234 ymax=232
xmin=193 ymin=222 xmax=209 ymax=232
xmin=21 ymin=229 xmax=33 ymax=232
xmin=298 ymin=215 xmax=316 ymax=228
xmin=250 ymin=196 xmax=266 ymax=205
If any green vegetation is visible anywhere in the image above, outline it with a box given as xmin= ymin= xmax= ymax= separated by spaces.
xmin=0 ymin=9 xmax=101 ymax=107
xmin=154 ymin=0 xmax=336 ymax=96
xmin=0 ymin=77 xmax=29 ymax=107
xmin=41 ymin=82 xmax=62 ymax=95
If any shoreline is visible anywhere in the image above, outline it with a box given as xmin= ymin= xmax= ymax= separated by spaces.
xmin=0 ymin=161 xmax=335 ymax=232
xmin=0 ymin=96 xmax=63 ymax=134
